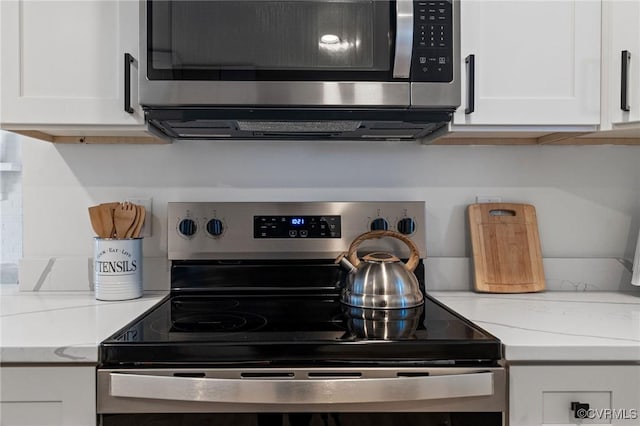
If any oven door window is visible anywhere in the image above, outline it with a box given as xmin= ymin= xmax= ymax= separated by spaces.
xmin=102 ymin=412 xmax=502 ymax=426
xmin=147 ymin=0 xmax=394 ymax=81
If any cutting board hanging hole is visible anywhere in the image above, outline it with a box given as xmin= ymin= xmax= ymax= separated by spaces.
xmin=489 ymin=209 xmax=516 ymax=216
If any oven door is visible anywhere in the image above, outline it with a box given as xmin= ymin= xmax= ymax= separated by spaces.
xmin=139 ymin=0 xmax=414 ymax=107
xmin=97 ymin=367 xmax=505 ymax=425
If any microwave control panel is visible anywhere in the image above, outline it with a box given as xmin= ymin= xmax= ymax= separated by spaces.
xmin=412 ymin=0 xmax=454 ymax=82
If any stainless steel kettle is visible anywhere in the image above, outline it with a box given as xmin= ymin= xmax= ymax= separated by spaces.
xmin=336 ymin=230 xmax=424 ymax=309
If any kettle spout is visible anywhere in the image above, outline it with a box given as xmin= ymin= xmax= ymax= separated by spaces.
xmin=335 ymin=252 xmax=357 ymax=274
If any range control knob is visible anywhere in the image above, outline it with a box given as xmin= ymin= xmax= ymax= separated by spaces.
xmin=206 ymin=218 xmax=224 ymax=237
xmin=370 ymin=217 xmax=389 ymax=231
xmin=178 ymin=218 xmax=197 ymax=237
xmin=397 ymin=218 xmax=416 ymax=235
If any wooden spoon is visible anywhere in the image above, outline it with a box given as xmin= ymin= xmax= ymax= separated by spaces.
xmin=114 ymin=202 xmax=137 ymax=239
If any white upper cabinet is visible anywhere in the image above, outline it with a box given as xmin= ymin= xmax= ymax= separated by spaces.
xmin=453 ymin=0 xmax=601 ymax=128
xmin=0 ymin=0 xmax=146 ymax=135
xmin=603 ymin=0 xmax=640 ymax=131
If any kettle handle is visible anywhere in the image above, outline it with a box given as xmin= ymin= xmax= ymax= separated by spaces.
xmin=346 ymin=230 xmax=421 ymax=272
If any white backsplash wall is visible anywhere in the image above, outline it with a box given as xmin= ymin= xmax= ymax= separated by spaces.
xmin=19 ymin=136 xmax=640 ymax=291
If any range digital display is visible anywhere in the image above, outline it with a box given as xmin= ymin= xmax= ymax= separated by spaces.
xmin=290 ymin=218 xmax=305 ymax=226
xmin=254 ymin=215 xmax=341 ymax=239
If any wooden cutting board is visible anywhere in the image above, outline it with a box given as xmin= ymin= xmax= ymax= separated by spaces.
xmin=468 ymin=203 xmax=545 ymax=293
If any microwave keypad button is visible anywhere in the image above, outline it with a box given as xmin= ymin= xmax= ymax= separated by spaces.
xmin=412 ymin=54 xmax=451 ymax=82
xmin=419 ymin=25 xmax=428 ymax=42
xmin=415 ymin=1 xmax=450 ymax=42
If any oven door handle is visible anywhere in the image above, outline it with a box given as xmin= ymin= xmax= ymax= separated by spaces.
xmin=393 ymin=0 xmax=414 ymax=79
xmin=109 ymin=371 xmax=494 ymax=404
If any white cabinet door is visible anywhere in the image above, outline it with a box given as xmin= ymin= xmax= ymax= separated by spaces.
xmin=0 ymin=0 xmax=143 ymax=127
xmin=0 ymin=366 xmax=96 ymax=426
xmin=606 ymin=0 xmax=640 ymax=126
xmin=510 ymin=365 xmax=640 ymax=426
xmin=453 ymin=0 xmax=601 ymax=126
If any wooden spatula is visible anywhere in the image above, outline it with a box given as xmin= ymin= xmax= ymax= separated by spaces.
xmin=125 ymin=204 xmax=140 ymax=238
xmin=114 ymin=202 xmax=137 ymax=239
xmin=88 ymin=206 xmax=106 ymax=237
xmin=131 ymin=205 xmax=146 ymax=238
xmin=98 ymin=204 xmax=115 ymax=238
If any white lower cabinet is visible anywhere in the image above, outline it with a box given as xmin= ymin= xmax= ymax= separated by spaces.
xmin=510 ymin=365 xmax=640 ymax=426
xmin=0 ymin=366 xmax=96 ymax=426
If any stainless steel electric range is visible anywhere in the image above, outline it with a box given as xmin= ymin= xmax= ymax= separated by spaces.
xmin=97 ymin=202 xmax=505 ymax=426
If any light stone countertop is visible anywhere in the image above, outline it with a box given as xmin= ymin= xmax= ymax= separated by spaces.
xmin=430 ymin=291 xmax=640 ymax=362
xmin=2 ymin=284 xmax=640 ymax=364
xmin=0 ymin=285 xmax=167 ymax=363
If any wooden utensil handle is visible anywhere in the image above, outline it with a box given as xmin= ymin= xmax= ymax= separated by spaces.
xmin=347 ymin=230 xmax=421 ymax=272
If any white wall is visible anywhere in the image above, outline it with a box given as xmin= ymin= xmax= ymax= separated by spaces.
xmin=19 ymin=136 xmax=640 ymax=290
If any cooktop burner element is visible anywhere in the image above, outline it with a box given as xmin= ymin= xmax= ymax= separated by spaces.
xmin=166 ymin=298 xmax=270 ymax=333
xmin=169 ymin=312 xmax=268 ymax=333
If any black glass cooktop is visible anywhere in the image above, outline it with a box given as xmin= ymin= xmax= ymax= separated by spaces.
xmin=100 ymin=292 xmax=501 ymax=367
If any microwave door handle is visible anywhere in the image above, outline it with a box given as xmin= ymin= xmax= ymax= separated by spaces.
xmin=109 ymin=371 xmax=494 ymax=404
xmin=393 ymin=0 xmax=414 ymax=79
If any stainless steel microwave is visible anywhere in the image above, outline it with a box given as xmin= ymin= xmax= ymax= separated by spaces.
xmin=138 ymin=0 xmax=460 ymax=141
